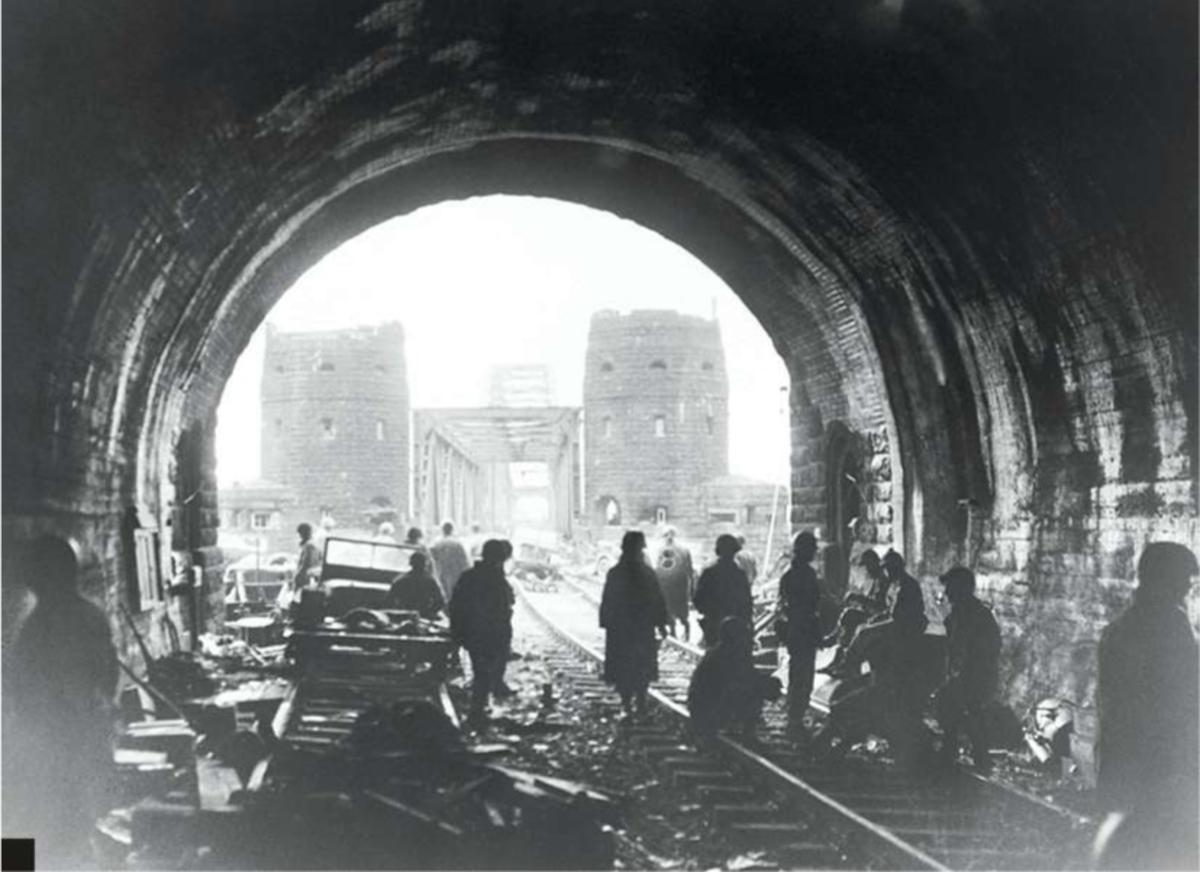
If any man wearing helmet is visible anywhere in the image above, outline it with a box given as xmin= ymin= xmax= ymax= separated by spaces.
xmin=693 ymin=534 xmax=753 ymax=648
xmin=4 ymin=536 xmax=119 ymax=867
xmin=1093 ymin=542 xmax=1198 ymax=870
xmin=776 ymin=531 xmax=823 ymax=729
xmin=933 ymin=566 xmax=1000 ymax=773
xmin=448 ymin=539 xmax=516 ymax=727
xmin=292 ymin=522 xmax=322 ymax=592
xmin=825 ymin=549 xmax=927 ymax=679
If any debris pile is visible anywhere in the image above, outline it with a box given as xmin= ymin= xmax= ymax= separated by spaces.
xmin=104 ymin=569 xmax=620 ymax=870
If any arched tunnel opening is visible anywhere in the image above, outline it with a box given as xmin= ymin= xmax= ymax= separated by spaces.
xmin=213 ymin=192 xmax=793 ymax=601
xmin=3 ymin=1 xmax=1196 ymax=868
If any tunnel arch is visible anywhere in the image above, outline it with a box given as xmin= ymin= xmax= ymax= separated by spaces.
xmin=165 ymin=135 xmax=912 ymax=553
xmin=5 ymin=0 xmax=1196 ymax=748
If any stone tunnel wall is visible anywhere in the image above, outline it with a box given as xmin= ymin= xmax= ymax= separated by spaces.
xmin=3 ymin=0 xmax=1196 ymax=763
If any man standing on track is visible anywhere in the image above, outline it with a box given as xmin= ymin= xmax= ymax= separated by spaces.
xmin=449 ymin=539 xmax=515 ymax=727
xmin=933 ymin=566 xmax=1000 ymax=774
xmin=777 ymin=531 xmax=822 ymax=735
xmin=693 ymin=534 xmax=754 ymax=648
xmin=654 ymin=527 xmax=696 ymax=641
xmin=600 ymin=530 xmax=670 ymax=722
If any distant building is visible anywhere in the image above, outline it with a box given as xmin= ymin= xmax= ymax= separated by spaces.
xmin=260 ymin=322 xmax=410 ymax=539
xmin=699 ymin=475 xmax=787 ymax=563
xmin=217 ymin=479 xmax=297 ymax=554
xmin=583 ymin=309 xmax=729 ymax=531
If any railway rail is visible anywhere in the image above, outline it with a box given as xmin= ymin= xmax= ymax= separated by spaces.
xmin=515 ymin=571 xmax=1095 ymax=870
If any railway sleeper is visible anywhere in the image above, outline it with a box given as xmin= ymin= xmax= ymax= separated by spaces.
xmin=883 ymin=823 xmax=1008 ymax=845
xmin=933 ymin=846 xmax=1060 ymax=870
xmin=648 ymin=753 xmax=708 ymax=772
xmin=727 ymin=822 xmax=837 ymax=856
xmin=817 ymin=787 xmax=964 ymax=805
xmin=847 ymin=801 xmax=995 ymax=820
xmin=709 ymin=802 xmax=784 ymax=827
xmin=696 ymin=784 xmax=758 ymax=804
xmin=783 ymin=766 xmax=952 ymax=789
xmin=622 ymin=725 xmax=674 ymax=741
xmin=671 ymin=767 xmax=738 ymax=791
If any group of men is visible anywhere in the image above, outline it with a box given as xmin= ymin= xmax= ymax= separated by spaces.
xmin=3 ymin=525 xmax=1196 ymax=869
xmin=762 ymin=533 xmax=1006 ymax=776
xmin=684 ymin=531 xmax=1199 ymax=868
xmin=293 ymin=519 xmax=516 ymax=726
xmin=646 ymin=526 xmax=1000 ymax=771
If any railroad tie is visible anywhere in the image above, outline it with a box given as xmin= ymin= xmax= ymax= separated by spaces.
xmin=671 ymin=767 xmax=736 ymax=791
xmin=710 ymin=803 xmax=782 ymax=827
xmin=727 ymin=822 xmax=830 ymax=852
xmin=696 ymin=783 xmax=757 ymax=804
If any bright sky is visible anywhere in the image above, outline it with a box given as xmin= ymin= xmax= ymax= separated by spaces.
xmin=215 ymin=195 xmax=790 ymax=486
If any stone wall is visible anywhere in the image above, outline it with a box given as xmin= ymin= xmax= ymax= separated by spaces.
xmin=584 ymin=310 xmax=729 ymax=530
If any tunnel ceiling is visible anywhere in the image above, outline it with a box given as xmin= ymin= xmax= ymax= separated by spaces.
xmin=3 ymin=0 xmax=1196 ymax=631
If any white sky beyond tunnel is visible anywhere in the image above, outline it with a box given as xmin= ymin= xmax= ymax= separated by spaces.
xmin=215 ymin=195 xmax=791 ymax=487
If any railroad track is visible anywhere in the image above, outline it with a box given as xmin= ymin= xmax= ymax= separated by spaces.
xmin=515 ymin=572 xmax=1095 ymax=870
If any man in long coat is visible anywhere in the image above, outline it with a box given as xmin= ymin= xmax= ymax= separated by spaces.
xmin=600 ymin=530 xmax=669 ymax=721
xmin=653 ymin=528 xmax=696 ymax=641
xmin=430 ymin=520 xmax=471 ymax=602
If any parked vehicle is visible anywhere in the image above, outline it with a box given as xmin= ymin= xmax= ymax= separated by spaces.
xmin=277 ymin=536 xmax=422 ymax=620
xmin=224 ymin=552 xmax=294 ymax=616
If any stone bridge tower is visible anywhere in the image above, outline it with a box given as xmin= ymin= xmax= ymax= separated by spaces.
xmin=584 ymin=310 xmax=728 ymax=532
xmin=261 ymin=322 xmax=410 ymax=535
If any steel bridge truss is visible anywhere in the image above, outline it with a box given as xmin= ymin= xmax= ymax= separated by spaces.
xmin=412 ymin=407 xmax=581 ymax=535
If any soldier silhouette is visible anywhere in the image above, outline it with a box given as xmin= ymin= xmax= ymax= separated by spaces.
xmin=1094 ymin=542 xmax=1198 ymax=870
xmin=3 ymin=536 xmax=119 ymax=868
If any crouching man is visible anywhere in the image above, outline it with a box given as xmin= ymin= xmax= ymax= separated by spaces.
xmin=688 ymin=616 xmax=782 ymax=742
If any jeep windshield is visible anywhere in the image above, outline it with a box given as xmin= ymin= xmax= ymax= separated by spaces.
xmin=320 ymin=537 xmax=415 ymax=582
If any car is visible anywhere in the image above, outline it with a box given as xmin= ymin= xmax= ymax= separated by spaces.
xmin=280 ymin=536 xmax=421 ymax=619
xmin=224 ymin=552 xmax=295 ymax=613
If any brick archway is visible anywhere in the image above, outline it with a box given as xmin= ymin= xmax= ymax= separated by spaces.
xmin=5 ymin=0 xmax=1195 ymax=724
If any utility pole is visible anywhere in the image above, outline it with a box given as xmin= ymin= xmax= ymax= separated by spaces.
xmin=761 ymin=384 xmax=790 ymax=574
